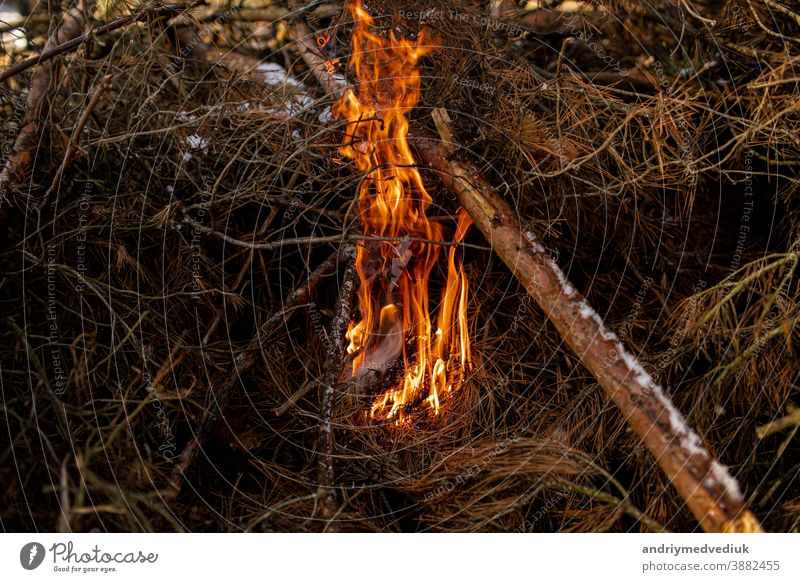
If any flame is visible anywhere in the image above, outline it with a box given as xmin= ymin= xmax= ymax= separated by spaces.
xmin=333 ymin=1 xmax=472 ymax=422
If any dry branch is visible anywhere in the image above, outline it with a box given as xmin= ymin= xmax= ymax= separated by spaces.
xmin=316 ymin=245 xmax=357 ymax=530
xmin=757 ymin=406 xmax=800 ymax=439
xmin=415 ymin=114 xmax=763 ymax=534
xmin=42 ymin=74 xmax=111 ymax=206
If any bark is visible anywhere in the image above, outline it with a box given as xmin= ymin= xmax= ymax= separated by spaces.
xmin=316 ymin=245 xmax=357 ymax=531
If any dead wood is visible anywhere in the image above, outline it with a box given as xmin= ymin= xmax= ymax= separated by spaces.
xmin=41 ymin=74 xmax=111 ymax=207
xmin=757 ymin=406 xmax=800 ymax=440
xmin=316 ymin=245 xmax=357 ymax=530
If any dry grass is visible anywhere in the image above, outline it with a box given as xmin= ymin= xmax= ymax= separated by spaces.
xmin=1 ymin=0 xmax=799 ymax=532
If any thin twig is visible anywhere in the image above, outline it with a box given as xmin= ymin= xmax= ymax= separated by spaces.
xmin=757 ymin=406 xmax=800 ymax=439
xmin=316 ymin=245 xmax=357 ymax=531
xmin=41 ymin=75 xmax=111 ymax=207
xmin=182 ymin=215 xmax=490 ymax=251
xmin=0 ymin=2 xmax=202 ymax=83
xmin=165 ymin=249 xmax=343 ymax=500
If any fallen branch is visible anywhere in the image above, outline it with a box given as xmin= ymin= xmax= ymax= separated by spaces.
xmin=415 ymin=110 xmax=763 ymax=533
xmin=41 ymin=74 xmax=111 ymax=207
xmin=316 ymin=245 xmax=357 ymax=531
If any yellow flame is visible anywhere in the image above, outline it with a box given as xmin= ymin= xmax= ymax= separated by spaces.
xmin=335 ymin=1 xmax=472 ymax=421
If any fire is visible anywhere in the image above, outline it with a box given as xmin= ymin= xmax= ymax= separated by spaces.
xmin=333 ymin=1 xmax=472 ymax=422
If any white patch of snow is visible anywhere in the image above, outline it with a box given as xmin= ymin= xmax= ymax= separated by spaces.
xmin=614 ymin=349 xmax=744 ymax=502
xmin=619 ymin=349 xmax=653 ymax=388
xmin=523 ymin=229 xmax=546 ymax=254
xmin=575 ymin=299 xmax=618 ymax=341
xmin=550 ymin=263 xmax=577 ymax=297
xmin=186 ymin=134 xmax=208 ymax=153
xmin=318 ymin=106 xmax=333 ymax=124
xmin=255 ymin=62 xmax=300 ymax=87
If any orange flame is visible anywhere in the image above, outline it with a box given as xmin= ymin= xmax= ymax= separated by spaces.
xmin=333 ymin=1 xmax=472 ymax=422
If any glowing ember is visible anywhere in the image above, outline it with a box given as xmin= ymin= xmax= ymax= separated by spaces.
xmin=333 ymin=1 xmax=472 ymax=422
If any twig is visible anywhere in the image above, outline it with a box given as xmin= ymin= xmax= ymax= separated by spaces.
xmin=316 ymin=245 xmax=357 ymax=531
xmin=0 ymin=9 xmax=84 ymax=226
xmin=181 ymin=215 xmax=489 ymax=251
xmin=756 ymin=406 xmax=800 ymax=439
xmin=164 ymin=249 xmax=343 ymax=500
xmin=275 ymin=380 xmax=313 ymax=416
xmin=248 ymin=249 xmax=344 ymax=350
xmin=0 ymin=2 xmax=202 ymax=83
xmin=41 ymin=74 xmax=111 ymax=207
xmin=414 ymin=112 xmax=763 ymax=534
xmin=163 ymin=351 xmax=256 ymax=501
